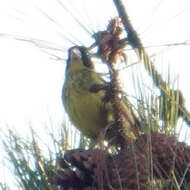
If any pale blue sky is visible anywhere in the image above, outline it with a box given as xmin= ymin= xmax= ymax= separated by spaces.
xmin=0 ymin=0 xmax=190 ymax=132
xmin=0 ymin=0 xmax=190 ymax=187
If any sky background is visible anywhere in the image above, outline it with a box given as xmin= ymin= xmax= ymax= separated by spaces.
xmin=0 ymin=0 xmax=190 ymax=132
xmin=0 ymin=0 xmax=190 ymax=187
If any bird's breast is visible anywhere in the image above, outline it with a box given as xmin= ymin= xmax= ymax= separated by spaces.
xmin=63 ymin=70 xmax=108 ymax=139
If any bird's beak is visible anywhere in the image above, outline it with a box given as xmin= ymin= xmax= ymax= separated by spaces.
xmin=70 ymin=47 xmax=82 ymax=60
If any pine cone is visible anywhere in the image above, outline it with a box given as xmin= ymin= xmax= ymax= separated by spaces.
xmin=51 ymin=132 xmax=190 ymax=190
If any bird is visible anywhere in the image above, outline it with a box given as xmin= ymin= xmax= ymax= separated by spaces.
xmin=62 ymin=46 xmax=140 ymax=142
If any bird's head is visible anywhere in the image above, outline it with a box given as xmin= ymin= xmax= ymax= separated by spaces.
xmin=66 ymin=46 xmax=93 ymax=73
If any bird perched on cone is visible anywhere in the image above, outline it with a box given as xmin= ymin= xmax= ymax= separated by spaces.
xmin=62 ymin=46 xmax=140 ymax=143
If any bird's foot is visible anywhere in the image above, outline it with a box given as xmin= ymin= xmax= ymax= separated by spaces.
xmin=89 ymin=83 xmax=120 ymax=103
xmin=89 ymin=83 xmax=110 ymax=93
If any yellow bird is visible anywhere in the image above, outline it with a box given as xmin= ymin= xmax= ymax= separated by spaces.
xmin=62 ymin=46 xmax=139 ymax=142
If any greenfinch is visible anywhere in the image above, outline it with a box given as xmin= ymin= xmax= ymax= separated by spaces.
xmin=62 ymin=46 xmax=139 ymax=141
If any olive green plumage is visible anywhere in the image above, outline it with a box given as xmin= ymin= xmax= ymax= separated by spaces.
xmin=62 ymin=46 xmax=139 ymax=141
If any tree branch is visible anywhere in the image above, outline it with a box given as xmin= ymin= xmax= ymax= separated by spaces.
xmin=113 ymin=0 xmax=190 ymax=127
